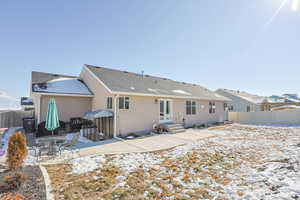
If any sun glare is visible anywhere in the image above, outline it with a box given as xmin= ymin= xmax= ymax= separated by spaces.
xmin=292 ymin=0 xmax=299 ymax=11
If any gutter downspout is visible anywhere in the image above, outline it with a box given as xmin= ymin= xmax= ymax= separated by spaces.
xmin=113 ymin=94 xmax=119 ymax=138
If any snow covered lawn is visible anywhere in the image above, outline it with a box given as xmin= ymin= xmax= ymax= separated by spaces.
xmin=45 ymin=124 xmax=300 ymax=200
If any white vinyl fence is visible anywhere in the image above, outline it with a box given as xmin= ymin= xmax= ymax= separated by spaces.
xmin=0 ymin=110 xmax=33 ymax=128
xmin=229 ymin=110 xmax=300 ymax=125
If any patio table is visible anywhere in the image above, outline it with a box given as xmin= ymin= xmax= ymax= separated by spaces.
xmin=36 ymin=136 xmax=66 ymax=156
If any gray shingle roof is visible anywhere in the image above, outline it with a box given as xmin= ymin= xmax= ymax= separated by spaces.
xmin=32 ymin=71 xmax=77 ymax=84
xmin=217 ymin=89 xmax=266 ymax=104
xmin=85 ymin=65 xmax=230 ymax=101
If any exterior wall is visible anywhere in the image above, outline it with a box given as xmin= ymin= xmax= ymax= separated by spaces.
xmin=80 ymin=67 xmax=113 ymax=110
xmin=229 ymin=110 xmax=300 ymax=125
xmin=117 ymin=96 xmax=228 ymax=135
xmin=216 ymin=90 xmax=261 ymax=112
xmin=31 ymin=93 xmax=41 ymax=123
xmin=40 ymin=95 xmax=92 ymax=122
xmin=79 ymin=67 xmax=228 ymax=135
xmin=117 ymin=96 xmax=158 ymax=135
xmin=173 ymin=99 xmax=228 ymax=127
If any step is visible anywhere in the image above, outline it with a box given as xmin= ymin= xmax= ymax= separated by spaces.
xmin=170 ymin=129 xmax=186 ymax=134
xmin=164 ymin=123 xmax=185 ymax=134
xmin=165 ymin=124 xmax=184 ymax=129
xmin=158 ymin=123 xmax=186 ymax=134
xmin=168 ymin=125 xmax=184 ymax=130
xmin=166 ymin=123 xmax=184 ymax=128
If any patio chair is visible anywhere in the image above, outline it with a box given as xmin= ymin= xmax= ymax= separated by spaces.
xmin=29 ymin=140 xmax=51 ymax=161
xmin=58 ymin=132 xmax=80 ymax=155
xmin=36 ymin=121 xmax=66 ymax=137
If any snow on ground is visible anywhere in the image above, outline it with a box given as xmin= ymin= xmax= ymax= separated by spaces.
xmin=111 ymin=153 xmax=163 ymax=175
xmin=63 ymin=124 xmax=300 ymax=199
xmin=2 ymin=124 xmax=295 ymax=199
xmin=71 ymin=155 xmax=106 ymax=174
xmin=208 ymin=124 xmax=300 ymax=199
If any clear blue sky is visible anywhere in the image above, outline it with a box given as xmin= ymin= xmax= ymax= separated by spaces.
xmin=0 ymin=0 xmax=299 ymax=98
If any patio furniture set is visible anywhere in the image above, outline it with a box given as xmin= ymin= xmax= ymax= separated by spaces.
xmin=29 ymin=132 xmax=81 ymax=160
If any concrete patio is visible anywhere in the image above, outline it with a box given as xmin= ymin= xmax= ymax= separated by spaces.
xmin=79 ymin=129 xmax=219 ymax=156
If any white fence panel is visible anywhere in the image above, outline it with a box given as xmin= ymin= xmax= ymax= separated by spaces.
xmin=229 ymin=110 xmax=300 ymax=125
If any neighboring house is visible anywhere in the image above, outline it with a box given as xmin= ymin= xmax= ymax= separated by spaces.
xmin=215 ymin=89 xmax=264 ymax=112
xmin=271 ymin=105 xmax=300 ymax=111
xmin=216 ymin=89 xmax=300 ymax=112
xmin=20 ymin=97 xmax=34 ymax=111
xmin=30 ymin=71 xmax=94 ymax=123
xmin=283 ymin=93 xmax=299 ymax=100
xmin=264 ymin=95 xmax=300 ymax=110
xmin=31 ymin=65 xmax=230 ymax=136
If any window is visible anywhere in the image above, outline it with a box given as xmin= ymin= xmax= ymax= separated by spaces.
xmin=192 ymin=101 xmax=196 ymax=115
xmin=224 ymin=103 xmax=228 ymax=111
xmin=107 ymin=97 xmax=112 ymax=109
xmin=209 ymin=101 xmax=216 ymax=114
xmin=186 ymin=101 xmax=196 ymax=115
xmin=247 ymin=105 xmax=250 ymax=112
xmin=119 ymin=97 xmax=130 ymax=110
xmin=229 ymin=105 xmax=234 ymax=111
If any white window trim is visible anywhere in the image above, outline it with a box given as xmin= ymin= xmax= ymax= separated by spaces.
xmin=119 ymin=96 xmax=130 ymax=110
xmin=186 ymin=100 xmax=196 ymax=115
xmin=209 ymin=101 xmax=216 ymax=114
xmin=107 ymin=96 xmax=113 ymax=109
xmin=159 ymin=99 xmax=173 ymax=123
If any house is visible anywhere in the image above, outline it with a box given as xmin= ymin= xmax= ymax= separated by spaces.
xmin=271 ymin=105 xmax=300 ymax=111
xmin=30 ymin=71 xmax=94 ymax=123
xmin=216 ymin=89 xmax=300 ymax=112
xmin=283 ymin=94 xmax=299 ymax=100
xmin=265 ymin=95 xmax=300 ymax=110
xmin=215 ymin=89 xmax=265 ymax=112
xmin=31 ymin=65 xmax=230 ymax=137
xmin=20 ymin=97 xmax=34 ymax=111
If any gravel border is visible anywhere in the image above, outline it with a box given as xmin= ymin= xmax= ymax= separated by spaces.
xmin=0 ymin=165 xmax=47 ymax=200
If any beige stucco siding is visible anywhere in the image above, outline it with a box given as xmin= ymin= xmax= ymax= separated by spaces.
xmin=31 ymin=93 xmax=41 ymax=123
xmin=173 ymin=99 xmax=227 ymax=127
xmin=117 ymin=96 xmax=158 ymax=135
xmin=80 ymin=68 xmax=113 ymax=110
xmin=40 ymin=95 xmax=92 ymax=122
xmin=117 ymin=96 xmax=228 ymax=135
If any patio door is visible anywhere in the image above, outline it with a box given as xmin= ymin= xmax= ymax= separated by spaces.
xmin=159 ymin=100 xmax=172 ymax=123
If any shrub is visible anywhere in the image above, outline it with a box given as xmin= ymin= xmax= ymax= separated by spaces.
xmin=0 ymin=193 xmax=25 ymax=200
xmin=4 ymin=172 xmax=27 ymax=191
xmin=6 ymin=132 xmax=28 ymax=170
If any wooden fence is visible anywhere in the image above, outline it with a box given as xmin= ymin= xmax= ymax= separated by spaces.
xmin=0 ymin=110 xmax=33 ymax=128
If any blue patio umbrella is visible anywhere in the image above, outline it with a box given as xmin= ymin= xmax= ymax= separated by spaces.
xmin=45 ymin=98 xmax=60 ymax=135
